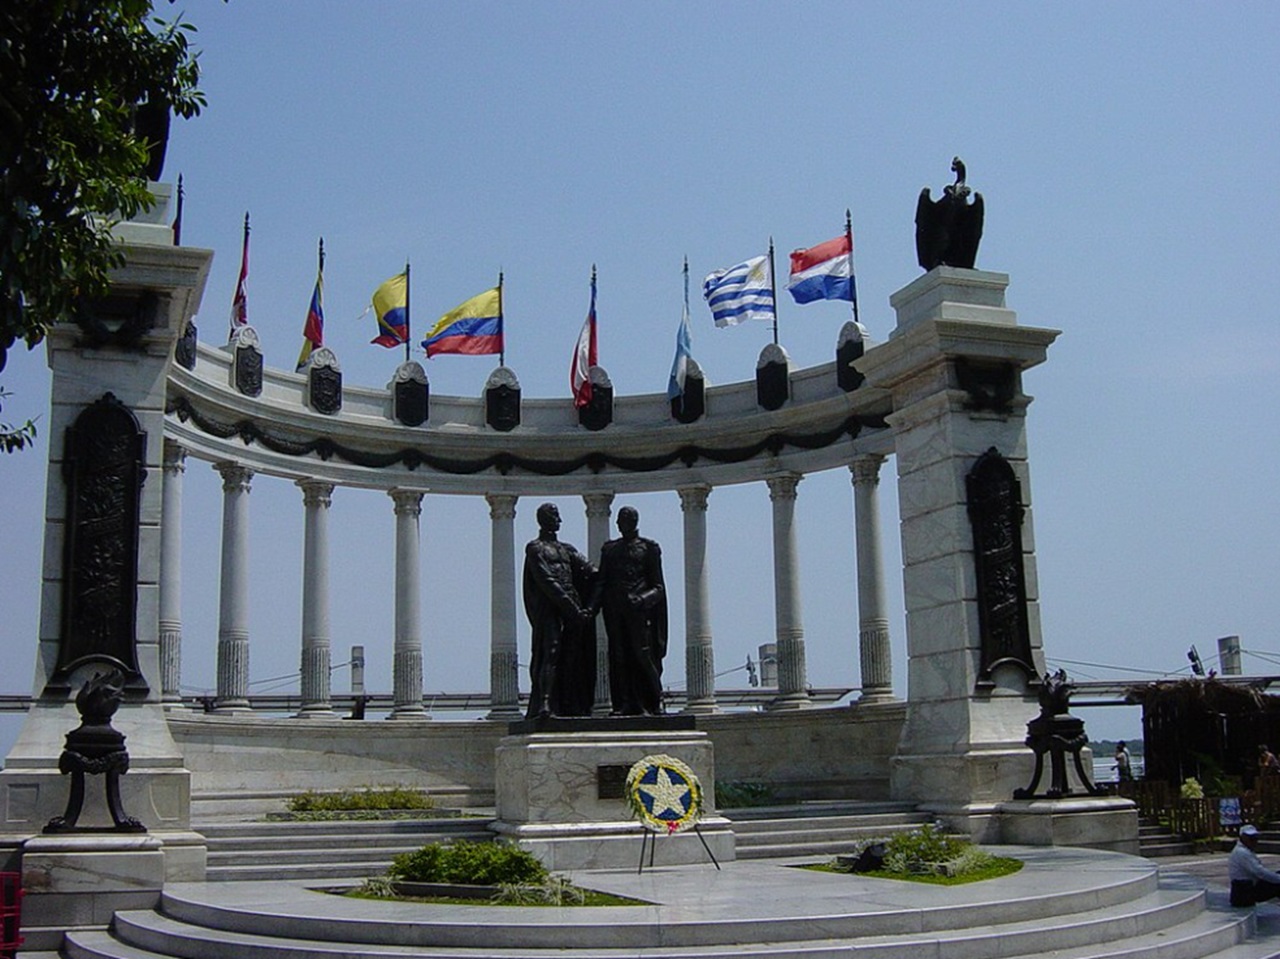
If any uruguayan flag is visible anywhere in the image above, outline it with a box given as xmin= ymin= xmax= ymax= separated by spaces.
xmin=703 ymin=255 xmax=775 ymax=328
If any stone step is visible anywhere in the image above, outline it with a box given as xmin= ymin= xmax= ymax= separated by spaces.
xmin=60 ymin=870 xmax=1251 ymax=959
xmin=723 ymin=800 xmax=920 ymax=821
xmin=728 ymin=812 xmax=930 ymax=835
xmin=1142 ymin=841 xmax=1198 ymax=858
xmin=199 ymin=818 xmax=495 ymax=882
xmin=198 ymin=816 xmax=485 ymax=838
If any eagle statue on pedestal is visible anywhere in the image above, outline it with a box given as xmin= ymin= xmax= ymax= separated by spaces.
xmin=915 ymin=157 xmax=984 ymax=271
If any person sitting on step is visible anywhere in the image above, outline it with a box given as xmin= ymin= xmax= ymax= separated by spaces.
xmin=1229 ymin=825 xmax=1280 ymax=907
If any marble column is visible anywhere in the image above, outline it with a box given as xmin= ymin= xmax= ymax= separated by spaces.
xmin=214 ymin=462 xmax=253 ymax=712
xmin=297 ymin=479 xmax=335 ymax=716
xmin=158 ymin=440 xmax=185 ymax=708
xmin=767 ymin=472 xmax=810 ymax=709
xmin=679 ymin=485 xmax=717 ymax=713
xmin=850 ymin=455 xmax=894 ymax=703
xmin=389 ymin=488 xmax=426 ymax=717
xmin=583 ymin=492 xmax=614 ymax=715
xmin=486 ymin=493 xmax=521 ymax=720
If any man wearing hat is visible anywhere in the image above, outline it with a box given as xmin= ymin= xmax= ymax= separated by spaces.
xmin=1229 ymin=825 xmax=1280 ymax=907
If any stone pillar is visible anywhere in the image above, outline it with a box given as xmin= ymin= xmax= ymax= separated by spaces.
xmin=486 ymin=493 xmax=521 ymax=719
xmin=679 ymin=485 xmax=717 ymax=713
xmin=850 ymin=455 xmax=894 ymax=703
xmin=297 ymin=479 xmax=335 ymax=716
xmin=766 ymin=473 xmax=810 ymax=709
xmin=158 ymin=439 xmax=185 ymax=708
xmin=859 ymin=266 xmax=1060 ymax=834
xmin=214 ymin=462 xmax=253 ymax=712
xmin=389 ymin=488 xmax=426 ymax=717
xmin=583 ymin=492 xmax=614 ymax=715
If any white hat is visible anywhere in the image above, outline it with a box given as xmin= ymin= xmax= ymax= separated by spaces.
xmin=1242 ymin=825 xmax=1260 ymax=837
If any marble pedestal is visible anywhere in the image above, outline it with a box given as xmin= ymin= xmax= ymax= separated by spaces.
xmin=491 ymin=730 xmax=735 ymax=871
xmin=997 ymin=797 xmax=1140 ymax=855
xmin=17 ymin=833 xmax=166 ymax=951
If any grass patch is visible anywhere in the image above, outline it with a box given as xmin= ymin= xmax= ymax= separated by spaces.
xmin=800 ymin=856 xmax=1023 ymax=885
xmin=346 ymin=886 xmax=647 ymax=906
xmin=796 ymin=825 xmax=1024 ymax=885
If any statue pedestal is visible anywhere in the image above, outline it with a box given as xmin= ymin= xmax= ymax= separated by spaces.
xmin=997 ymin=797 xmax=1139 ymax=855
xmin=491 ymin=729 xmax=734 ymax=871
xmin=17 ymin=833 xmax=166 ymax=951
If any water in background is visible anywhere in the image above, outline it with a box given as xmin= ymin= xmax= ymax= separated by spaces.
xmin=1093 ymin=755 xmax=1145 ymax=784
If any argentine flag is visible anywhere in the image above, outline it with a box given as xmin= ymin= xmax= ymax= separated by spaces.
xmin=703 ymin=255 xmax=775 ymax=328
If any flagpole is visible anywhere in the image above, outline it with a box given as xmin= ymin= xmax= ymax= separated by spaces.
xmin=497 ymin=269 xmax=505 ymax=367
xmin=403 ymin=259 xmax=411 ymax=363
xmin=173 ymin=174 xmax=184 ymax=246
xmin=846 ymin=209 xmax=860 ymax=328
xmin=318 ymin=236 xmax=325 ymax=276
xmin=768 ymin=237 xmax=778 ymax=345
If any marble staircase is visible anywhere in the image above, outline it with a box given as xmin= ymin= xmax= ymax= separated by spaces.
xmin=58 ymin=848 xmax=1280 ymax=959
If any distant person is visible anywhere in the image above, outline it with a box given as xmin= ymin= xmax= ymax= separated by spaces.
xmin=1259 ymin=745 xmax=1280 ymax=777
xmin=1114 ymin=741 xmax=1133 ymax=783
xmin=1230 ymin=825 xmax=1280 ymax=907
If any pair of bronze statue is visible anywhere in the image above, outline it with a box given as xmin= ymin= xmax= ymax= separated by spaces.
xmin=523 ymin=503 xmax=667 ymax=719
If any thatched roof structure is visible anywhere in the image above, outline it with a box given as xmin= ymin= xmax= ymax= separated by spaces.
xmin=1127 ymin=679 xmax=1280 ymax=788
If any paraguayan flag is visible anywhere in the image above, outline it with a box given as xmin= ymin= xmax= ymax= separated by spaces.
xmin=702 ymin=254 xmax=775 ymax=328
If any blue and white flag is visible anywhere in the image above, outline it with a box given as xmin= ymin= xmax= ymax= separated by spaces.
xmin=667 ymin=300 xmax=693 ymax=401
xmin=703 ymin=254 xmax=775 ymax=328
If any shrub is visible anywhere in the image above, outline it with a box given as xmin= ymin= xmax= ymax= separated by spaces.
xmin=715 ymin=781 xmax=775 ymax=809
xmin=495 ymin=876 xmax=585 ymax=906
xmin=881 ymin=825 xmax=973 ymax=875
xmin=286 ymin=787 xmax=434 ymax=813
xmin=1180 ymin=777 xmax=1205 ymax=800
xmin=388 ymin=841 xmax=548 ymax=886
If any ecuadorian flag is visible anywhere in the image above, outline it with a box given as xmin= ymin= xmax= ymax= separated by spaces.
xmin=371 ymin=272 xmax=408 ymax=348
xmin=422 ymin=287 xmax=502 ymax=357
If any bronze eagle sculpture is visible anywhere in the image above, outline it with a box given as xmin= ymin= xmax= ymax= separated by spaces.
xmin=915 ymin=157 xmax=984 ymax=271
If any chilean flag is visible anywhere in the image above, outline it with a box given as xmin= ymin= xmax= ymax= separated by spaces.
xmin=570 ymin=270 xmax=598 ymax=408
xmin=787 ymin=234 xmax=855 ymax=305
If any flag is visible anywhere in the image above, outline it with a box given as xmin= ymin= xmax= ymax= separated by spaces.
xmin=703 ymin=254 xmax=774 ymax=327
xmin=422 ymin=286 xmax=502 ymax=357
xmin=668 ymin=260 xmax=693 ymax=401
xmin=295 ymin=243 xmax=325 ymax=372
xmin=788 ymin=233 xmax=855 ymax=304
xmin=570 ymin=269 xmax=598 ymax=408
xmin=228 ymin=213 xmax=249 ymax=339
xmin=370 ymin=271 xmax=408 ymax=348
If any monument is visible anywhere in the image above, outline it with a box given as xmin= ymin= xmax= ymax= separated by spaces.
xmin=496 ymin=505 xmax=732 ymax=869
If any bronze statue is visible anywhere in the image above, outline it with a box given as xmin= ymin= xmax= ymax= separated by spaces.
xmin=595 ymin=506 xmax=668 ymax=716
xmin=523 ymin=503 xmax=597 ymax=718
xmin=915 ymin=156 xmax=984 ymax=271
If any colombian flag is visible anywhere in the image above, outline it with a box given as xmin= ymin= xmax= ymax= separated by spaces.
xmin=422 ymin=287 xmax=502 ymax=357
xmin=371 ymin=272 xmax=408 ymax=348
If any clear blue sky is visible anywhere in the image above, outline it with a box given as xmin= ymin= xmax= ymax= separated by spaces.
xmin=4 ymin=2 xmax=1280 ymax=755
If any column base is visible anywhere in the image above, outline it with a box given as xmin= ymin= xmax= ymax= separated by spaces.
xmin=294 ymin=706 xmax=337 ymax=718
xmin=681 ymin=699 xmax=720 ymax=716
xmin=766 ymin=692 xmax=812 ymax=711
xmin=388 ymin=707 xmax=429 ymax=719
